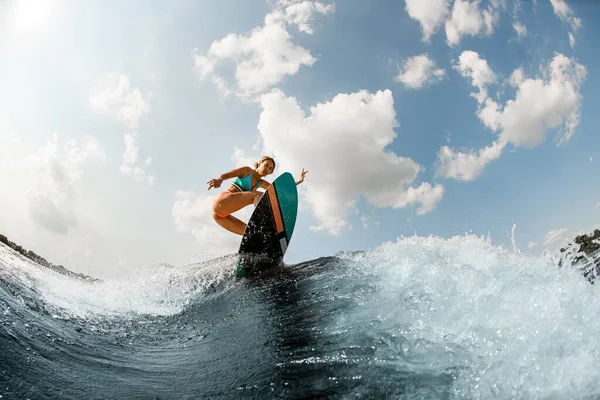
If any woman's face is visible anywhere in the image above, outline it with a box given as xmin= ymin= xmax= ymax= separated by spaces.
xmin=258 ymin=159 xmax=275 ymax=176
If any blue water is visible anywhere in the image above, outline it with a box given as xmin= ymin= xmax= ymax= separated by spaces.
xmin=2 ymin=235 xmax=600 ymax=399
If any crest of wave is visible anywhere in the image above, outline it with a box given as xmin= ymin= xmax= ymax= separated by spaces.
xmin=0 ymin=245 xmax=235 ymax=320
xmin=337 ymin=234 xmax=600 ymax=398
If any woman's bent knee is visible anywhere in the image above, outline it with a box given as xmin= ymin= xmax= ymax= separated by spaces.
xmin=213 ymin=211 xmax=229 ymax=219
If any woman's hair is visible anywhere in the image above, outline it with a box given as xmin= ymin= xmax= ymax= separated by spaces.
xmin=254 ymin=156 xmax=276 ymax=169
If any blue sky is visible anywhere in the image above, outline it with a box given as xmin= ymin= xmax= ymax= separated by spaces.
xmin=1 ymin=0 xmax=599 ymax=278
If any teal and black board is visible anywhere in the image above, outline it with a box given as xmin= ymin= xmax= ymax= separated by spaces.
xmin=236 ymin=172 xmax=298 ymax=277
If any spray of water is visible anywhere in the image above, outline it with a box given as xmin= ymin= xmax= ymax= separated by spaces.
xmin=337 ymin=234 xmax=600 ymax=398
xmin=3 ymin=234 xmax=600 ymax=398
xmin=0 ymin=244 xmax=235 ymax=319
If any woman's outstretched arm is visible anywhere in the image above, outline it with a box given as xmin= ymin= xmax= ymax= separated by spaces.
xmin=207 ymin=166 xmax=252 ymax=190
xmin=258 ymin=168 xmax=308 ymax=190
xmin=296 ymin=168 xmax=308 ymax=185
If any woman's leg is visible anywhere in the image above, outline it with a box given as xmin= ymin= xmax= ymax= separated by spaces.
xmin=212 ymin=191 xmax=261 ymax=235
xmin=213 ymin=191 xmax=259 ymax=215
xmin=213 ymin=214 xmax=247 ymax=235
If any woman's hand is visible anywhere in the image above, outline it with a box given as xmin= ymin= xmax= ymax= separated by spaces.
xmin=296 ymin=168 xmax=308 ymax=185
xmin=207 ymin=177 xmax=222 ymax=190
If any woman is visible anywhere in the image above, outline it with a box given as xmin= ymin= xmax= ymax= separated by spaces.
xmin=207 ymin=156 xmax=308 ymax=235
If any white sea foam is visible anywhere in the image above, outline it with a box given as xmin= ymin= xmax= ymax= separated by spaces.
xmin=3 ymin=234 xmax=600 ymax=397
xmin=338 ymin=234 xmax=600 ymax=398
xmin=0 ymin=243 xmax=234 ymax=319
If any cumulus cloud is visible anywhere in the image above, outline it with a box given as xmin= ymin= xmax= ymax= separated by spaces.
xmin=230 ymin=147 xmax=258 ymax=169
xmin=435 ymin=140 xmax=506 ymax=181
xmin=90 ymin=74 xmax=149 ymax=129
xmin=256 ymin=88 xmax=444 ymax=234
xmin=437 ymin=51 xmax=585 ymax=181
xmin=24 ymin=134 xmax=105 ymax=235
xmin=445 ymin=0 xmax=504 ymax=46
xmin=478 ymin=53 xmax=586 ymax=148
xmin=508 ymin=67 xmax=525 ymax=87
xmin=193 ymin=0 xmax=333 ymax=99
xmin=453 ymin=50 xmax=496 ymax=104
xmin=90 ymin=74 xmax=154 ymax=185
xmin=395 ymin=54 xmax=447 ymax=89
xmin=404 ymin=0 xmax=451 ymax=42
xmin=405 ymin=0 xmax=505 ymax=45
xmin=268 ymin=0 xmax=335 ymax=34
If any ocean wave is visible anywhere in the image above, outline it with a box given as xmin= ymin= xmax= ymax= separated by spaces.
xmin=2 ymin=235 xmax=600 ymax=398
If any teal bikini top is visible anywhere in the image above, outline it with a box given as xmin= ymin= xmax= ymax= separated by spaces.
xmin=232 ymin=172 xmax=260 ymax=192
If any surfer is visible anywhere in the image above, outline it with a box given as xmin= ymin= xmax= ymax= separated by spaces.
xmin=207 ymin=156 xmax=308 ymax=235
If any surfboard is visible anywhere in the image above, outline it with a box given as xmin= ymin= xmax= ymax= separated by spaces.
xmin=236 ymin=172 xmax=298 ymax=277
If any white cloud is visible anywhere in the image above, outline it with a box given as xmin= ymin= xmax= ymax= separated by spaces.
xmin=193 ymin=1 xmax=333 ymax=99
xmin=568 ymin=32 xmax=575 ymax=48
xmin=404 ymin=0 xmax=451 ymax=42
xmin=360 ymin=215 xmax=380 ymax=229
xmin=256 ymin=88 xmax=444 ymax=234
xmin=511 ymin=0 xmax=527 ymax=39
xmin=513 ymin=21 xmax=527 ymax=38
xmin=24 ymin=134 xmax=105 ymax=235
xmin=549 ymin=0 xmax=581 ymax=49
xmin=439 ymin=52 xmax=586 ymax=182
xmin=478 ymin=53 xmax=586 ymax=148
xmin=550 ymin=0 xmax=581 ymax=31
xmin=549 ymin=0 xmax=570 ymax=20
xmin=405 ymin=0 xmax=506 ymax=45
xmin=230 ymin=147 xmax=259 ymax=171
xmin=453 ymin=50 xmax=496 ymax=104
xmin=122 ymin=132 xmax=139 ymax=167
xmin=509 ymin=67 xmax=525 ymax=87
xmin=90 ymin=74 xmax=154 ymax=185
xmin=90 ymin=74 xmax=150 ymax=129
xmin=435 ymin=140 xmax=506 ymax=181
xmin=445 ymin=0 xmax=503 ymax=46
xmin=120 ymin=132 xmax=155 ymax=186
xmin=528 ymin=242 xmax=537 ymax=249
xmin=543 ymin=228 xmax=568 ymax=246
xmin=395 ymin=54 xmax=447 ymax=89
xmin=393 ymin=182 xmax=445 ymax=215
xmin=268 ymin=1 xmax=335 ymax=34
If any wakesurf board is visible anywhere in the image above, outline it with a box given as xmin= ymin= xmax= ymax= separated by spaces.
xmin=236 ymin=172 xmax=298 ymax=277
